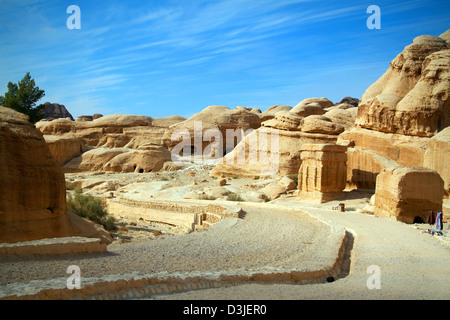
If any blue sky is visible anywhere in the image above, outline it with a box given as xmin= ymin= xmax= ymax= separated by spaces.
xmin=0 ymin=0 xmax=449 ymax=119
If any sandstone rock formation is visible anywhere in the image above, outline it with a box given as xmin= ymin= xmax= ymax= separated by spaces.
xmin=210 ymin=99 xmax=348 ymax=178
xmin=374 ymin=166 xmax=444 ymax=223
xmin=323 ymin=108 xmax=357 ymax=130
xmin=41 ymin=102 xmax=74 ymax=120
xmin=44 ymin=135 xmax=86 ymax=166
xmin=0 ymin=107 xmax=108 ymax=243
xmin=38 ymin=114 xmax=185 ymax=148
xmin=103 ymin=144 xmax=171 ymax=173
xmin=289 ymin=102 xmax=326 ymax=118
xmin=355 ymin=33 xmax=450 ymax=137
xmin=341 ymin=30 xmax=450 ymax=195
xmin=75 ymin=114 xmax=103 ymax=122
xmin=291 ymin=97 xmax=334 ymax=112
xmin=260 ymin=105 xmax=292 ymax=122
xmin=64 ymin=144 xmax=171 ymax=173
xmin=162 ymin=105 xmax=261 ymax=156
xmin=262 ymin=111 xmax=303 ymax=131
xmin=301 ymin=115 xmax=345 ymax=135
xmin=37 ymin=113 xmax=185 ymax=171
xmin=297 ymin=144 xmax=347 ymax=203
xmin=337 ymin=97 xmax=359 ymax=107
xmin=210 ymin=125 xmax=340 ymax=178
xmin=423 ymin=127 xmax=450 ymax=218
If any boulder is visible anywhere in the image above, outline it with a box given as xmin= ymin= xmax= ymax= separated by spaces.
xmin=301 ymin=115 xmax=345 ymax=135
xmin=291 ymin=97 xmax=334 ymax=110
xmin=261 ymin=182 xmax=287 ymax=200
xmin=323 ymin=108 xmax=357 ymax=130
xmin=289 ymin=102 xmax=326 ymax=117
xmin=278 ymin=176 xmax=297 ymax=191
xmin=262 ymin=111 xmax=303 ymax=131
xmin=260 ymin=105 xmax=292 ymax=122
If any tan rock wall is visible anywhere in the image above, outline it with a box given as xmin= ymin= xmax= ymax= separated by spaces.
xmin=44 ymin=135 xmax=86 ymax=165
xmin=345 ymin=147 xmax=399 ymax=190
xmin=211 ymin=127 xmax=338 ymax=178
xmin=0 ymin=108 xmax=77 ymax=242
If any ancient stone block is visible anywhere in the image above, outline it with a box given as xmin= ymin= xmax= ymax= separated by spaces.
xmin=374 ymin=166 xmax=444 ymax=223
xmin=297 ymin=144 xmax=347 ymax=203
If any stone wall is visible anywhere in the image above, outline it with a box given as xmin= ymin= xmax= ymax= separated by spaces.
xmin=107 ymin=198 xmax=242 ymax=231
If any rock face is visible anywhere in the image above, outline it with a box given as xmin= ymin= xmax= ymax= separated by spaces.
xmin=341 ymin=30 xmax=450 ymax=196
xmin=103 ymin=144 xmax=171 ymax=173
xmin=345 ymin=147 xmax=398 ymax=190
xmin=44 ymin=135 xmax=86 ymax=166
xmin=297 ymin=144 xmax=347 ymax=203
xmin=38 ymin=114 xmax=185 ymax=148
xmin=37 ymin=113 xmax=185 ymax=170
xmin=41 ymin=102 xmax=74 ymax=120
xmin=210 ymin=125 xmax=339 ymax=178
xmin=210 ymin=99 xmax=347 ymax=178
xmin=423 ymin=127 xmax=450 ymax=194
xmin=423 ymin=127 xmax=450 ymax=219
xmin=162 ymin=105 xmax=261 ymax=156
xmin=64 ymin=144 xmax=171 ymax=173
xmin=374 ymin=166 xmax=444 ymax=223
xmin=0 ymin=107 xmax=106 ymax=243
xmin=355 ymin=33 xmax=450 ymax=137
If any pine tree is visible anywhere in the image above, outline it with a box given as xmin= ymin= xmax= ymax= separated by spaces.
xmin=0 ymin=72 xmax=45 ymax=124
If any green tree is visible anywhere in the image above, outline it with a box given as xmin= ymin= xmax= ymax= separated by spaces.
xmin=0 ymin=72 xmax=45 ymax=124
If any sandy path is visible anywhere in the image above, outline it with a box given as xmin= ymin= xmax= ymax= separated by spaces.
xmin=0 ymin=205 xmax=331 ymax=287
xmin=157 ymin=203 xmax=450 ymax=300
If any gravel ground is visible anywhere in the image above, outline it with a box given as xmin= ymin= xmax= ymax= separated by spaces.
xmin=0 ymin=204 xmax=331 ymax=287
